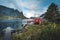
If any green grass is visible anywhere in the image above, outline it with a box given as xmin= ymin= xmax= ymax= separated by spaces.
xmin=12 ymin=22 xmax=60 ymax=40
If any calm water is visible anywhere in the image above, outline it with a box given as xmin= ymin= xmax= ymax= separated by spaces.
xmin=0 ymin=19 xmax=28 ymax=40
xmin=3 ymin=27 xmax=13 ymax=40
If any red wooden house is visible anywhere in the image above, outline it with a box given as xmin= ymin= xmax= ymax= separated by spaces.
xmin=27 ymin=18 xmax=45 ymax=24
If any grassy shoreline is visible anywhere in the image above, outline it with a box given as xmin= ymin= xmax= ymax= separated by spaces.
xmin=12 ymin=22 xmax=60 ymax=40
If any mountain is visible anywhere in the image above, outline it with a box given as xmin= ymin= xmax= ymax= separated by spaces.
xmin=0 ymin=5 xmax=27 ymax=31
xmin=0 ymin=5 xmax=27 ymax=19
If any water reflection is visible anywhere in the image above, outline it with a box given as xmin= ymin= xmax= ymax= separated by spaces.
xmin=3 ymin=27 xmax=13 ymax=40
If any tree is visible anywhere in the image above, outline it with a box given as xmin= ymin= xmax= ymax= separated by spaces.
xmin=42 ymin=3 xmax=59 ymax=22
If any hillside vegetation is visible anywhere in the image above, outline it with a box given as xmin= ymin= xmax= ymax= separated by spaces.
xmin=13 ymin=22 xmax=60 ymax=40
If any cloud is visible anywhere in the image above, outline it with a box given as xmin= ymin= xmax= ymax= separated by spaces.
xmin=8 ymin=3 xmax=16 ymax=9
xmin=15 ymin=0 xmax=42 ymax=10
xmin=1 ymin=0 xmax=59 ymax=18
xmin=14 ymin=0 xmax=44 ymax=18
xmin=23 ymin=6 xmax=48 ymax=18
xmin=0 ymin=0 xmax=16 ymax=9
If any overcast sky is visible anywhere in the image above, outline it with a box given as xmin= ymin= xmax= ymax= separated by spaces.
xmin=0 ymin=0 xmax=60 ymax=18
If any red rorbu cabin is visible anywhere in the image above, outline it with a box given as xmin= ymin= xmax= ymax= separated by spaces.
xmin=33 ymin=18 xmax=44 ymax=24
xmin=27 ymin=18 xmax=45 ymax=24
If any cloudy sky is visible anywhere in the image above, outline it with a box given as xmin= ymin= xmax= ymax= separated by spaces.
xmin=0 ymin=0 xmax=60 ymax=18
